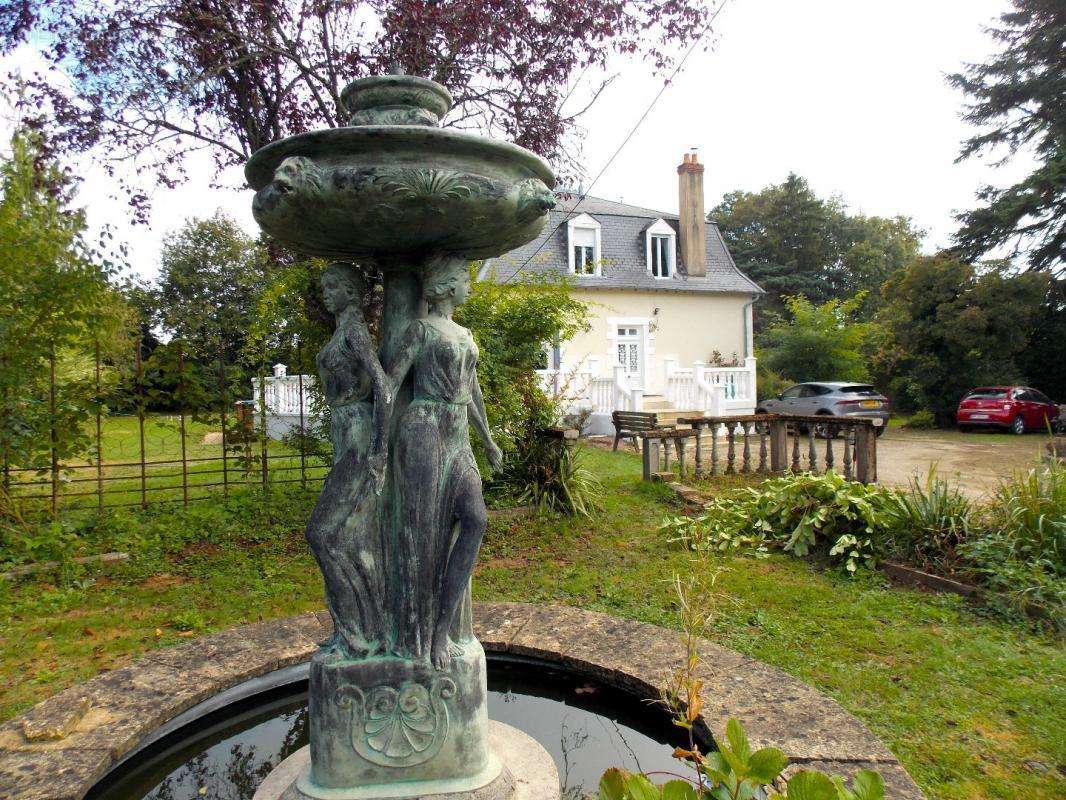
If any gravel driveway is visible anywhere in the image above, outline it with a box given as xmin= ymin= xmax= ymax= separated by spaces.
xmin=876 ymin=426 xmax=1050 ymax=497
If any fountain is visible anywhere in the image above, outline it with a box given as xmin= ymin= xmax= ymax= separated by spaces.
xmin=243 ymin=74 xmax=558 ymax=800
xmin=0 ymin=70 xmax=925 ymax=800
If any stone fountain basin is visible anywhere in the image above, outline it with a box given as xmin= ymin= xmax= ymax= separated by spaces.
xmin=245 ymin=127 xmax=556 ymax=261
xmin=0 ymin=604 xmax=925 ymax=800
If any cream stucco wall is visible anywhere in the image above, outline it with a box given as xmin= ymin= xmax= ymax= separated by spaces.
xmin=560 ymin=289 xmax=754 ymax=396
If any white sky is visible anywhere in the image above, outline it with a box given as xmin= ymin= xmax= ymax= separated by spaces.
xmin=3 ymin=0 xmax=1030 ymax=282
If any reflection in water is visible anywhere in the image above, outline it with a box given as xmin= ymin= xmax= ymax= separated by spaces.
xmin=145 ymin=708 xmax=308 ymax=800
xmin=96 ymin=659 xmax=690 ymax=800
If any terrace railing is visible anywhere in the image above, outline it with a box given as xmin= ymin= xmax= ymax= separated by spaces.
xmin=640 ymin=413 xmax=878 ymax=484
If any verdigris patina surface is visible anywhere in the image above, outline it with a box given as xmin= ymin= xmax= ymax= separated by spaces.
xmin=244 ymin=74 xmax=555 ymax=799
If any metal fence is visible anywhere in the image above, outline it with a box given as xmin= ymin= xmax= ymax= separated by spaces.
xmin=1 ymin=339 xmax=330 ymax=519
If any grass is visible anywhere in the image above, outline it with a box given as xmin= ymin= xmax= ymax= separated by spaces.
xmin=1 ymin=446 xmax=1062 ymax=800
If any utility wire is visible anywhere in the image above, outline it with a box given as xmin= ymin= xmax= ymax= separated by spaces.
xmin=501 ymin=0 xmax=730 ymax=284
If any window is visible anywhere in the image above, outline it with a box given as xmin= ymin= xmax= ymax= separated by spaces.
xmin=567 ymin=214 xmax=601 ymax=275
xmin=573 ymin=244 xmax=596 ymax=274
xmin=966 ymin=388 xmax=1008 ymax=399
xmin=1030 ymin=389 xmax=1052 ymax=404
xmin=650 ymin=235 xmax=671 ymax=277
xmin=781 ymin=385 xmax=804 ymax=399
xmin=644 ymin=219 xmax=676 ymax=278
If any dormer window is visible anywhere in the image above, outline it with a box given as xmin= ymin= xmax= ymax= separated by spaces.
xmin=567 ymin=213 xmax=601 ymax=275
xmin=645 ymin=219 xmax=675 ymax=278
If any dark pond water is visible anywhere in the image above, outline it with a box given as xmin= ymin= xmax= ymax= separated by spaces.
xmin=90 ymin=656 xmax=699 ymax=800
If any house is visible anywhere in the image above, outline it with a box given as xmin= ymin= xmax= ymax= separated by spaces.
xmin=482 ymin=152 xmax=763 ymax=434
xmin=257 ymin=153 xmax=762 ymax=438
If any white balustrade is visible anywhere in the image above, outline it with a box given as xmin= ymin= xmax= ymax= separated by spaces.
xmin=253 ymin=372 xmax=316 ymax=416
xmin=256 ymin=355 xmax=756 ymax=424
xmin=586 ymin=377 xmax=613 ymax=413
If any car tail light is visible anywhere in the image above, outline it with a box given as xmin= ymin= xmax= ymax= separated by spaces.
xmin=835 ymin=400 xmax=860 ymax=407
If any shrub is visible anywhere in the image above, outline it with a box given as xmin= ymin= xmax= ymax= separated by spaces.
xmin=670 ymin=472 xmax=891 ymax=573
xmin=598 ymin=759 xmax=884 ymax=800
xmin=902 ymin=410 xmax=936 ymax=429
xmin=489 ymin=384 xmax=602 ymax=516
xmin=502 ymin=436 xmax=603 ymax=517
xmin=960 ymin=461 xmax=1065 ymax=619
xmin=885 ymin=467 xmax=973 ymax=572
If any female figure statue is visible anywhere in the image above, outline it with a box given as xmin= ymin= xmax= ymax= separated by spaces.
xmin=306 ymin=263 xmax=392 ymax=659
xmin=388 ymin=256 xmax=503 ymax=670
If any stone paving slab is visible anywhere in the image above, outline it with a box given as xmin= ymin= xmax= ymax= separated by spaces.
xmin=0 ymin=603 xmax=923 ymax=800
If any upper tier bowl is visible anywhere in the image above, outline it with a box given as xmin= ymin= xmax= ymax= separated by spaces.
xmin=245 ymin=75 xmax=555 ymax=262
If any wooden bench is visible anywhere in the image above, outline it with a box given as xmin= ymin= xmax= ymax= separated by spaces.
xmin=612 ymin=411 xmax=662 ymax=451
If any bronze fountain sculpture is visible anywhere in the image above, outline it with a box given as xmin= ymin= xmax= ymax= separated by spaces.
xmin=245 ymin=74 xmax=556 ymax=799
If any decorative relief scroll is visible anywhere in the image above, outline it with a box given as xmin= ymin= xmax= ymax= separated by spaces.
xmin=338 ymin=676 xmax=458 ymax=768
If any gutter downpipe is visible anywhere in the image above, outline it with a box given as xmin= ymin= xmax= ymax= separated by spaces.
xmin=742 ymin=293 xmax=759 ymax=359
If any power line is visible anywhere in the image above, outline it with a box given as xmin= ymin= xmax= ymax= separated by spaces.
xmin=502 ymin=0 xmax=730 ymax=284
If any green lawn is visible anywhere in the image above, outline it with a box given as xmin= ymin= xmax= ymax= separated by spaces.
xmin=1 ymin=447 xmax=1062 ymax=800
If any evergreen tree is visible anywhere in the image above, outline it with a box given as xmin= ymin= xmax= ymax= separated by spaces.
xmin=1017 ymin=277 xmax=1066 ymax=402
xmin=875 ymin=257 xmax=1048 ymax=424
xmin=949 ymin=0 xmax=1065 ymax=272
xmin=712 ymin=174 xmax=922 ymax=324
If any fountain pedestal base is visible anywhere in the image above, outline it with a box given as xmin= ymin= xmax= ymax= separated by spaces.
xmin=252 ymin=721 xmax=560 ymax=800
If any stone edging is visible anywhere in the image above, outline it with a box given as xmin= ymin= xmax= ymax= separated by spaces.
xmin=0 ymin=603 xmax=924 ymax=800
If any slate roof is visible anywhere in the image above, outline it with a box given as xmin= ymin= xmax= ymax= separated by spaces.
xmin=484 ymin=195 xmax=763 ymax=295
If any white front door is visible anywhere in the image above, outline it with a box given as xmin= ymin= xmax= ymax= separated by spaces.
xmin=615 ymin=325 xmax=645 ymax=388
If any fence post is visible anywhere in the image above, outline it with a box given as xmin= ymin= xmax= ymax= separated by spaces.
xmin=769 ymin=417 xmax=788 ymax=473
xmin=855 ymin=423 xmax=877 ymax=484
xmin=218 ymin=342 xmax=229 ymax=496
xmin=136 ymin=339 xmax=147 ymax=509
xmin=177 ymin=342 xmax=189 ymax=507
xmin=49 ymin=345 xmax=58 ymax=516
xmin=258 ymin=363 xmax=269 ymax=491
xmin=94 ymin=341 xmax=103 ymax=511
xmin=298 ymin=351 xmax=307 ymax=490
xmin=2 ymin=355 xmax=9 ymax=497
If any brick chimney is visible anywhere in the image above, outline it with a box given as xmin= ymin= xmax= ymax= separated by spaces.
xmin=677 ymin=151 xmax=706 ymax=277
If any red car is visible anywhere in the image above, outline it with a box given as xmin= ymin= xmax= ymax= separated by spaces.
xmin=956 ymin=386 xmax=1060 ymax=434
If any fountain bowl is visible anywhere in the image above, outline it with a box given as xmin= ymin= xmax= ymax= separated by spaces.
xmin=245 ymin=125 xmax=556 ymax=262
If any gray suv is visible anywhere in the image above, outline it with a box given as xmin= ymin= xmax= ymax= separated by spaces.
xmin=757 ymin=382 xmax=890 ymax=436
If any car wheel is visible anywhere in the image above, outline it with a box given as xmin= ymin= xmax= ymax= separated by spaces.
xmin=1011 ymin=415 xmax=1025 ymax=435
xmin=958 ymin=424 xmax=972 ymax=433
xmin=875 ymin=424 xmax=887 ymax=437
